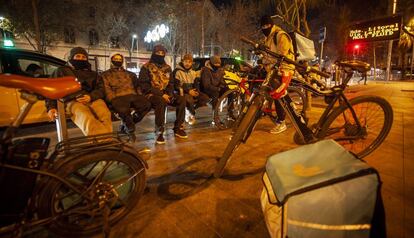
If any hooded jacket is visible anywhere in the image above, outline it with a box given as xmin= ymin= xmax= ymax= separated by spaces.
xmin=172 ymin=63 xmax=200 ymax=96
xmin=200 ymin=60 xmax=225 ymax=94
xmin=138 ymin=60 xmax=174 ymax=97
xmin=101 ymin=67 xmax=139 ymax=102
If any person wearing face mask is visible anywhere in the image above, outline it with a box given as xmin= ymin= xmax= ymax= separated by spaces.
xmin=200 ymin=55 xmax=235 ymax=123
xmin=172 ymin=54 xmax=209 ymax=125
xmin=260 ymin=15 xmax=295 ymax=134
xmin=25 ymin=64 xmax=43 ymax=77
xmin=45 ymin=47 xmax=113 ymax=136
xmin=138 ymin=44 xmax=187 ymax=144
xmin=101 ymin=53 xmax=151 ymax=142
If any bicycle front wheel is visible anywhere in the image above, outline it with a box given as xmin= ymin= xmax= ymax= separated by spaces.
xmin=38 ymin=149 xmax=146 ymax=237
xmin=319 ymin=95 xmax=393 ymax=158
xmin=214 ymin=96 xmax=263 ymax=178
xmin=213 ymin=89 xmax=244 ymax=130
xmin=287 ymin=86 xmax=308 ymax=117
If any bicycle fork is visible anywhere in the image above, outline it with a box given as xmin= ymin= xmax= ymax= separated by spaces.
xmin=280 ymin=95 xmax=315 ymax=143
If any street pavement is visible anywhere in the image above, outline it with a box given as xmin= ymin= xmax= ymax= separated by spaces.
xmin=12 ymin=79 xmax=414 ymax=238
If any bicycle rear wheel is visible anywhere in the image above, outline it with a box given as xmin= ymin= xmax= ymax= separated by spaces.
xmin=214 ymin=96 xmax=263 ymax=178
xmin=213 ymin=89 xmax=244 ymax=130
xmin=38 ymin=149 xmax=146 ymax=237
xmin=319 ymin=95 xmax=393 ymax=158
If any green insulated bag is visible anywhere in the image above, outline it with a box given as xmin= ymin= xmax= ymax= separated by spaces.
xmin=261 ymin=140 xmax=384 ymax=238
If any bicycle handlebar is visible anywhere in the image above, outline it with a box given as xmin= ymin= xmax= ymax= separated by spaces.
xmin=240 ymin=37 xmax=331 ymax=79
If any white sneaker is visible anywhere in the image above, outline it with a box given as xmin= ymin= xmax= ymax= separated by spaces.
xmin=270 ymin=121 xmax=287 ymax=134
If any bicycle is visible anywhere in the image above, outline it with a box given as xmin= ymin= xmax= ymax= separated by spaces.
xmin=213 ymin=37 xmax=393 ymax=178
xmin=0 ymin=74 xmax=147 ymax=237
xmin=213 ymin=76 xmax=308 ymax=130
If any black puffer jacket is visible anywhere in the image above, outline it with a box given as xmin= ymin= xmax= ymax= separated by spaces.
xmin=200 ymin=60 xmax=225 ymax=94
xmin=45 ymin=66 xmax=105 ymax=111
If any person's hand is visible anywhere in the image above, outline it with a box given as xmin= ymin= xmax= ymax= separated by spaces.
xmin=189 ymin=89 xmax=199 ymax=97
xmin=76 ymin=94 xmax=91 ymax=104
xmin=270 ymin=82 xmax=288 ymax=99
xmin=47 ymin=109 xmax=58 ymax=121
xmin=264 ymin=64 xmax=273 ymax=73
xmin=162 ymin=94 xmax=171 ymax=103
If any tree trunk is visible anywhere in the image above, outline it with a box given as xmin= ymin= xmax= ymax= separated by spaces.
xmin=201 ymin=0 xmax=206 ymax=56
xmin=401 ymin=52 xmax=406 ymax=79
xmin=31 ymin=0 xmax=42 ymax=52
xmin=301 ymin=1 xmax=311 ymax=37
xmin=411 ymin=40 xmax=414 ymax=80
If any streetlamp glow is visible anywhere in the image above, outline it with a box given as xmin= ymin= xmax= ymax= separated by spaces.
xmin=144 ymin=24 xmax=169 ymax=43
xmin=0 ymin=16 xmax=4 ymax=20
xmin=132 ymin=34 xmax=137 ymax=39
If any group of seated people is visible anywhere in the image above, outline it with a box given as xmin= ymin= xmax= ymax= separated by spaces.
xmin=45 ymin=45 xmax=231 ymax=145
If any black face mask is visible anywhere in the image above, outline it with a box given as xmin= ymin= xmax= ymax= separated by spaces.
xmin=261 ymin=26 xmax=272 ymax=37
xmin=151 ymin=54 xmax=165 ymax=65
xmin=211 ymin=65 xmax=220 ymax=71
xmin=70 ymin=59 xmax=90 ymax=70
xmin=112 ymin=61 xmax=123 ymax=68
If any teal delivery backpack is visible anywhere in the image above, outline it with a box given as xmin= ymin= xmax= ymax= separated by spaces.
xmin=261 ymin=140 xmax=385 ymax=238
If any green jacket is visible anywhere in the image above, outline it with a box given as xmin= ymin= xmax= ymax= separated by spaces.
xmin=101 ymin=67 xmax=139 ymax=102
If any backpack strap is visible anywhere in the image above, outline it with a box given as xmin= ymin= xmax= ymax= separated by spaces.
xmin=273 ymin=30 xmax=296 ymax=60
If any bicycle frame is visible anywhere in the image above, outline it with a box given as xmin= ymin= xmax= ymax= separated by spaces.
xmin=234 ymin=64 xmax=364 ymax=146
xmin=281 ymin=69 xmax=364 ymax=144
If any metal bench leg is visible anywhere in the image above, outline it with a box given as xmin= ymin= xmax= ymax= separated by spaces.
xmin=55 ymin=100 xmax=68 ymax=142
xmin=164 ymin=106 xmax=168 ymax=124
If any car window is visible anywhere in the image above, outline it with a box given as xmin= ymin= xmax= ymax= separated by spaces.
xmin=17 ymin=58 xmax=59 ymax=77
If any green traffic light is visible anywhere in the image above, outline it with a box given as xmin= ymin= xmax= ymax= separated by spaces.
xmin=3 ymin=39 xmax=14 ymax=47
xmin=235 ymin=56 xmax=242 ymax=61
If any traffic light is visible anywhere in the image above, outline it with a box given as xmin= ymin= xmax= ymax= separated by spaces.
xmin=354 ymin=44 xmax=360 ymax=50
xmin=1 ymin=29 xmax=15 ymax=48
xmin=3 ymin=39 xmax=14 ymax=47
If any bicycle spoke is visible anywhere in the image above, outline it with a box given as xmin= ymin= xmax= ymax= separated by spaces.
xmin=87 ymin=160 xmax=114 ymax=190
xmin=81 ymin=161 xmax=100 ymax=178
xmin=71 ymin=171 xmax=93 ymax=184
xmin=112 ymin=168 xmax=144 ymax=189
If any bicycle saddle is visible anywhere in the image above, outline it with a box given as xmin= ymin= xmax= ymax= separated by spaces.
xmin=337 ymin=60 xmax=370 ymax=72
xmin=0 ymin=74 xmax=81 ymax=100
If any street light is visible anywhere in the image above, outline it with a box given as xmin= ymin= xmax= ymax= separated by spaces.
xmin=144 ymin=24 xmax=169 ymax=43
xmin=130 ymin=34 xmax=138 ymax=59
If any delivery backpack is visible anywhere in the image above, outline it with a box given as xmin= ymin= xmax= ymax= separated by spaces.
xmin=273 ymin=30 xmax=316 ymax=62
xmin=261 ymin=139 xmax=386 ymax=238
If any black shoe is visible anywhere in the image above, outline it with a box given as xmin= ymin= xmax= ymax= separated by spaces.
xmin=156 ymin=133 xmax=165 ymax=144
xmin=174 ymin=129 xmax=188 ymax=139
xmin=228 ymin=112 xmax=237 ymax=121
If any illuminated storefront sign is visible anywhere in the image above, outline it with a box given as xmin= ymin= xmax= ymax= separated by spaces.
xmin=348 ymin=15 xmax=402 ymax=42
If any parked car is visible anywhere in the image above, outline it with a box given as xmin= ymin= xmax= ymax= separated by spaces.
xmin=0 ymin=47 xmax=67 ymax=126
